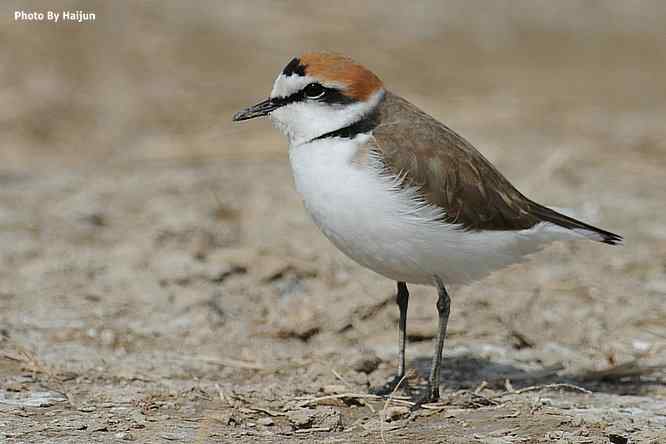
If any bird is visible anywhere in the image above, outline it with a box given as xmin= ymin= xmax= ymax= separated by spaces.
xmin=232 ymin=52 xmax=622 ymax=404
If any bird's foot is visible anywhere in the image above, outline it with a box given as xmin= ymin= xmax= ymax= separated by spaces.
xmin=369 ymin=375 xmax=410 ymax=397
xmin=409 ymin=385 xmax=440 ymax=410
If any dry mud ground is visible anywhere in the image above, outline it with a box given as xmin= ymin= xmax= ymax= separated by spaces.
xmin=1 ymin=157 xmax=665 ymax=444
xmin=2 ymin=1 xmax=666 ymax=443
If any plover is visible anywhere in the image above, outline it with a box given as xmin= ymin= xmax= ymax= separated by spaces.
xmin=233 ymin=52 xmax=621 ymax=403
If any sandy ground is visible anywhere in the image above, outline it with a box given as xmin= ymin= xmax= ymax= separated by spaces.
xmin=1 ymin=1 xmax=666 ymax=443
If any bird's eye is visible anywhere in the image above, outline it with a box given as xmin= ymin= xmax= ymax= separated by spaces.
xmin=304 ymin=83 xmax=326 ymax=99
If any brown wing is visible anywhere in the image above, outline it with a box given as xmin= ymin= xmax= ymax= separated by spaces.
xmin=372 ymin=91 xmax=539 ymax=231
xmin=371 ymin=91 xmax=622 ymax=244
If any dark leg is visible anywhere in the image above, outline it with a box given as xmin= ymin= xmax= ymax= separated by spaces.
xmin=370 ymin=281 xmax=409 ymax=395
xmin=428 ymin=275 xmax=450 ymax=401
xmin=413 ymin=275 xmax=451 ymax=406
xmin=396 ymin=281 xmax=409 ymax=378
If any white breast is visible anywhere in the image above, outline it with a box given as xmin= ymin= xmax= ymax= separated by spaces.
xmin=288 ymin=137 xmax=585 ymax=286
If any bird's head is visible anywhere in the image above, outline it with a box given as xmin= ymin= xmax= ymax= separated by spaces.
xmin=233 ymin=52 xmax=384 ymax=145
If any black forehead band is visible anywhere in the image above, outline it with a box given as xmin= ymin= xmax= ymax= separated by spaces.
xmin=282 ymin=58 xmax=307 ymax=76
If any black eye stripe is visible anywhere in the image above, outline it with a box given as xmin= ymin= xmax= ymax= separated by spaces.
xmin=320 ymin=88 xmax=356 ymax=105
xmin=272 ymin=83 xmax=356 ymax=107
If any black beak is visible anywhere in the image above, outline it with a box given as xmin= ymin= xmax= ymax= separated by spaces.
xmin=232 ymin=98 xmax=281 ymax=122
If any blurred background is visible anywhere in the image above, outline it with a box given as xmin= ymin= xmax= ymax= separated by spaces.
xmin=2 ymin=0 xmax=665 ymax=172
xmin=1 ymin=1 xmax=665 ymax=441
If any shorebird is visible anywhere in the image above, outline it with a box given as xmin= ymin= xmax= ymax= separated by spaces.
xmin=233 ymin=52 xmax=621 ymax=404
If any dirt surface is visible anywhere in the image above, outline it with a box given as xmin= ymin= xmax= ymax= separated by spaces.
xmin=2 ymin=1 xmax=666 ymax=443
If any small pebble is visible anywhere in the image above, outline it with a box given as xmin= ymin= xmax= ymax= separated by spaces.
xmin=258 ymin=417 xmax=274 ymax=426
xmin=286 ymin=408 xmax=316 ymax=428
xmin=322 ymin=384 xmax=347 ymax=394
xmin=114 ymin=431 xmax=135 ymax=441
xmin=350 ymin=354 xmax=381 ymax=374
xmin=383 ymin=406 xmax=409 ymax=422
xmin=608 ymin=433 xmax=629 ymax=444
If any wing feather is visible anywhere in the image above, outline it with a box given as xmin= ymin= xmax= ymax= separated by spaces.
xmin=370 ymin=91 xmax=622 ymax=244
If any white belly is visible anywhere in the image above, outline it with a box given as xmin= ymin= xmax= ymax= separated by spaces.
xmin=288 ymin=137 xmax=580 ymax=286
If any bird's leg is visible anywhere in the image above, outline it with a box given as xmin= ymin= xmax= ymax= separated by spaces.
xmin=396 ymin=281 xmax=409 ymax=378
xmin=428 ymin=276 xmax=450 ymax=400
xmin=413 ymin=275 xmax=450 ymax=407
xmin=370 ymin=281 xmax=409 ymax=396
